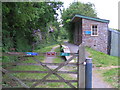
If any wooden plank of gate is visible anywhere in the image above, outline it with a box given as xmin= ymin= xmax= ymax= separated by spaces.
xmin=2 ymin=68 xmax=29 ymax=88
xmin=15 ymin=63 xmax=77 ymax=66
xmin=61 ymin=45 xmax=74 ymax=63
xmin=9 ymin=70 xmax=77 ymax=74
xmin=21 ymin=79 xmax=77 ymax=82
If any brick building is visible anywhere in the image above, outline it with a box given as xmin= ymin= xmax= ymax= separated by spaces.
xmin=71 ymin=14 xmax=109 ymax=54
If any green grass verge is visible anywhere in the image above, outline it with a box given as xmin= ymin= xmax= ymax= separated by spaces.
xmin=54 ymin=45 xmax=61 ymax=52
xmin=103 ymin=68 xmax=120 ymax=88
xmin=53 ymin=57 xmax=65 ymax=63
xmin=96 ymin=68 xmax=120 ymax=88
xmin=35 ymin=44 xmax=58 ymax=52
xmin=85 ymin=47 xmax=118 ymax=67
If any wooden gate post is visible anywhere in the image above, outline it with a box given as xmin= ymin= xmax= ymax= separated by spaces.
xmin=77 ymin=44 xmax=85 ymax=88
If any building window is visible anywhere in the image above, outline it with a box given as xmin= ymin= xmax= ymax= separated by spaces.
xmin=91 ymin=25 xmax=98 ymax=36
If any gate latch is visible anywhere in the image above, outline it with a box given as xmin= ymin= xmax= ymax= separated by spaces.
xmin=83 ymin=61 xmax=86 ymax=66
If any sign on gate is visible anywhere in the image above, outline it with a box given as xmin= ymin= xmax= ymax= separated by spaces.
xmin=46 ymin=52 xmax=56 ymax=57
xmin=60 ymin=53 xmax=70 ymax=56
xmin=26 ymin=52 xmax=38 ymax=56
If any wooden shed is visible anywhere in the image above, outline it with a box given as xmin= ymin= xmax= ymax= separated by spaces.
xmin=71 ymin=14 xmax=109 ymax=54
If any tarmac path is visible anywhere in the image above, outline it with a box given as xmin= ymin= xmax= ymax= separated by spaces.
xmin=64 ymin=41 xmax=112 ymax=88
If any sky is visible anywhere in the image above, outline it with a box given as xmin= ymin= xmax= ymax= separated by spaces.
xmin=60 ymin=0 xmax=119 ymax=29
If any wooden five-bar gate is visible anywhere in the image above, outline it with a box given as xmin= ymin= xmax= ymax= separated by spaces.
xmin=2 ymin=44 xmax=92 ymax=88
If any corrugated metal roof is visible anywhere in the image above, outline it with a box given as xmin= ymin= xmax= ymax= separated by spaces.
xmin=71 ymin=14 xmax=110 ymax=23
xmin=109 ymin=28 xmax=120 ymax=34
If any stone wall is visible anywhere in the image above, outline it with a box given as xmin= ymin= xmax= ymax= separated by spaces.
xmin=82 ymin=19 xmax=109 ymax=54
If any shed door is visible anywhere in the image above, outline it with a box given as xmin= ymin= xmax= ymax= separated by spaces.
xmin=78 ymin=21 xmax=82 ymax=45
xmin=74 ymin=21 xmax=82 ymax=45
xmin=74 ymin=22 xmax=79 ymax=45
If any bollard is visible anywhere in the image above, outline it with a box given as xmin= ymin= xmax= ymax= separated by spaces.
xmin=85 ymin=58 xmax=92 ymax=89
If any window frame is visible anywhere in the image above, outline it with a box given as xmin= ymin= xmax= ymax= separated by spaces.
xmin=91 ymin=25 xmax=98 ymax=36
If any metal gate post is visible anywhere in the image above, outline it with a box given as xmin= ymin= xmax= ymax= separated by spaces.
xmin=85 ymin=58 xmax=92 ymax=89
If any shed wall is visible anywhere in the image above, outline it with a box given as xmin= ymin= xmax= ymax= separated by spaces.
xmin=82 ymin=19 xmax=108 ymax=54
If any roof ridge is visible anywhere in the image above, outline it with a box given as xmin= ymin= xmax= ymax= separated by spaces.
xmin=72 ymin=14 xmax=109 ymax=23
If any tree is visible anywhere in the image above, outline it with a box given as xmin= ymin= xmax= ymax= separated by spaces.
xmin=61 ymin=2 xmax=97 ymax=42
xmin=2 ymin=2 xmax=63 ymax=52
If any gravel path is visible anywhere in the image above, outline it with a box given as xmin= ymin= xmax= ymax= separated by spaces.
xmin=44 ymin=45 xmax=60 ymax=69
xmin=44 ymin=45 xmax=59 ymax=63
xmin=64 ymin=41 xmax=112 ymax=88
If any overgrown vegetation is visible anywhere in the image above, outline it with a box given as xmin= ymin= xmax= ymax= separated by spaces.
xmin=2 ymin=2 xmax=64 ymax=64
xmin=3 ymin=2 xmax=64 ymax=51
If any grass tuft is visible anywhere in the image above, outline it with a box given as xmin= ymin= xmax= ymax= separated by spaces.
xmin=103 ymin=68 xmax=120 ymax=88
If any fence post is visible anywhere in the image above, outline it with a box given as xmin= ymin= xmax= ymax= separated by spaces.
xmin=77 ymin=44 xmax=85 ymax=88
xmin=85 ymin=58 xmax=92 ymax=89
